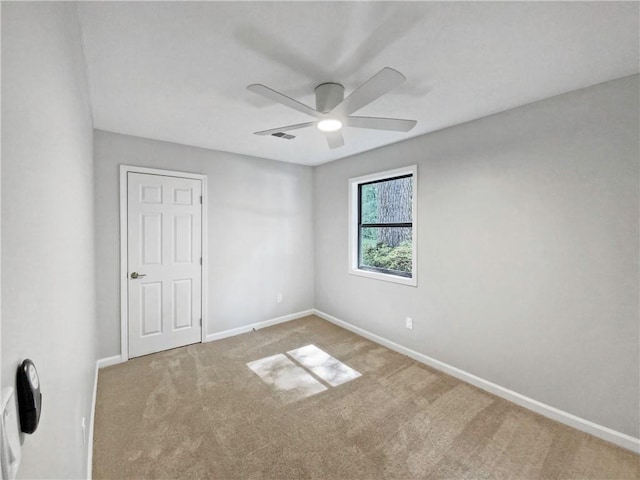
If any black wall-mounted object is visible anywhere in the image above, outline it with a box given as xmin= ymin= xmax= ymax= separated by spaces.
xmin=16 ymin=359 xmax=42 ymax=434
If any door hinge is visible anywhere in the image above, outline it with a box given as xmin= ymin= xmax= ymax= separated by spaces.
xmin=200 ymin=195 xmax=203 ymax=204
xmin=199 ymin=318 xmax=202 ymax=327
xmin=200 ymin=257 xmax=202 ymax=265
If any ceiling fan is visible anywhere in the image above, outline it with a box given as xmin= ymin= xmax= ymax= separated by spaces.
xmin=247 ymin=67 xmax=417 ymax=149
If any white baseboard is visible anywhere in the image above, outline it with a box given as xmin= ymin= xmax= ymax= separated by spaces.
xmin=97 ymin=355 xmax=123 ymax=369
xmin=205 ymin=309 xmax=314 ymax=342
xmin=88 ymin=355 xmax=124 ymax=479
xmin=87 ymin=362 xmax=98 ymax=480
xmin=312 ymin=309 xmax=640 ymax=454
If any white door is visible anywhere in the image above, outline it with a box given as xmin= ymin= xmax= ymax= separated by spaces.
xmin=127 ymin=172 xmax=202 ymax=358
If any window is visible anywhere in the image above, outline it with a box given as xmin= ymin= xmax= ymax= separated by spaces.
xmin=349 ymin=165 xmax=417 ymax=286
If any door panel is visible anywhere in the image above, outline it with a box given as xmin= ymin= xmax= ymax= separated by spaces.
xmin=128 ymin=172 xmax=202 ymax=358
xmin=141 ymin=282 xmax=162 ymax=336
xmin=172 ymin=279 xmax=193 ymax=329
xmin=142 ymin=213 xmax=162 ymax=265
xmin=174 ymin=215 xmax=193 ymax=263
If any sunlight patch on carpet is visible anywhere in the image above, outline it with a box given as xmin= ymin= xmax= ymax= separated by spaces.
xmin=287 ymin=344 xmax=362 ymax=386
xmin=248 ymin=345 xmax=362 ymax=404
xmin=247 ymin=353 xmax=327 ymax=403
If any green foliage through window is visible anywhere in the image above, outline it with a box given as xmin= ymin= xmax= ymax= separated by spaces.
xmin=362 ymin=241 xmax=412 ymax=273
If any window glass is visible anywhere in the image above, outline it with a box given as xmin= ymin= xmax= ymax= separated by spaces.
xmin=360 ymin=177 xmax=412 ymax=224
xmin=358 ymin=174 xmax=413 ymax=278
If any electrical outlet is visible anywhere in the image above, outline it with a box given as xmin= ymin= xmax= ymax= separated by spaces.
xmin=81 ymin=416 xmax=86 ymax=445
xmin=405 ymin=317 xmax=413 ymax=330
xmin=276 ymin=293 xmax=283 ymax=303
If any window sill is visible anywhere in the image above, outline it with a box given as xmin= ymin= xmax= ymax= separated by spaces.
xmin=349 ymin=267 xmax=417 ymax=287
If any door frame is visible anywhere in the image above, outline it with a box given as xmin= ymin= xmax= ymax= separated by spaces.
xmin=119 ymin=165 xmax=208 ymax=361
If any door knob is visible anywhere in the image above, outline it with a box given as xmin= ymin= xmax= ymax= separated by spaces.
xmin=130 ymin=272 xmax=146 ymax=279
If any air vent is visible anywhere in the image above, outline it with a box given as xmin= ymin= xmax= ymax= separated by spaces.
xmin=271 ymin=132 xmax=295 ymax=140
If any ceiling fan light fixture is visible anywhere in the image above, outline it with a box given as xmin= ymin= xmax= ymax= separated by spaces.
xmin=317 ymin=118 xmax=343 ymax=132
xmin=248 ymin=67 xmax=415 ymax=149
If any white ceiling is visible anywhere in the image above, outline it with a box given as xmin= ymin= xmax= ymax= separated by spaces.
xmin=77 ymin=2 xmax=639 ymax=166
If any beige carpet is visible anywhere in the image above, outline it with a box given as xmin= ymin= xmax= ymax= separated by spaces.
xmin=93 ymin=315 xmax=639 ymax=479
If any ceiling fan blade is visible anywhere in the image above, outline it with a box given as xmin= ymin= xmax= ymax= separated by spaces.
xmin=331 ymin=67 xmax=406 ymax=117
xmin=253 ymin=122 xmax=315 ymax=136
xmin=247 ymin=84 xmax=322 ymax=119
xmin=345 ymin=116 xmax=417 ymax=132
xmin=325 ymin=131 xmax=344 ymax=149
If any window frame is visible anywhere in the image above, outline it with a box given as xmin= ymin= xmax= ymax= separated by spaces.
xmin=348 ymin=165 xmax=418 ymax=287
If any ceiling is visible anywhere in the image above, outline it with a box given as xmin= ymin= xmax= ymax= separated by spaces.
xmin=77 ymin=2 xmax=639 ymax=166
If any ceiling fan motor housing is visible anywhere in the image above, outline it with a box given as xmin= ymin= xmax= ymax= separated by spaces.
xmin=315 ymin=82 xmax=344 ymax=114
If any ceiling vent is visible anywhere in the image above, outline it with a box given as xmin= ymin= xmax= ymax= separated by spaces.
xmin=271 ymin=132 xmax=295 ymax=140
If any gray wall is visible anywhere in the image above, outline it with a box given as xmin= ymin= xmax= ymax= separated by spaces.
xmin=94 ymin=131 xmax=314 ymax=358
xmin=314 ymin=75 xmax=639 ymax=437
xmin=1 ymin=3 xmax=97 ymax=478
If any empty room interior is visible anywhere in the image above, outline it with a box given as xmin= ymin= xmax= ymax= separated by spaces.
xmin=1 ymin=1 xmax=639 ymax=479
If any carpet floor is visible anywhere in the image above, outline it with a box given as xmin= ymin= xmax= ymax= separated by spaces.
xmin=93 ymin=315 xmax=639 ymax=479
